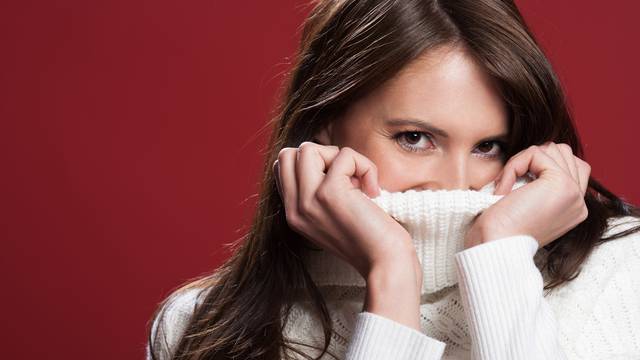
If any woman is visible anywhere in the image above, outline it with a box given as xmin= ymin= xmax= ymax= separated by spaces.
xmin=146 ymin=0 xmax=640 ymax=359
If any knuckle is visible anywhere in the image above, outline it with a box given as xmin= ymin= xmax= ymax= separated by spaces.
xmin=340 ymin=146 xmax=355 ymax=155
xmin=558 ymin=143 xmax=573 ymax=153
xmin=580 ymin=206 xmax=589 ymax=221
xmin=278 ymin=147 xmax=292 ymax=159
xmin=298 ymin=141 xmax=316 ymax=152
xmin=298 ymin=198 xmax=315 ymax=217
xmin=370 ymin=160 xmax=378 ymax=172
xmin=525 ymin=145 xmax=543 ymax=157
xmin=576 ymin=157 xmax=591 ymax=172
xmin=315 ymin=184 xmax=331 ymax=205
xmin=284 ymin=209 xmax=302 ymax=229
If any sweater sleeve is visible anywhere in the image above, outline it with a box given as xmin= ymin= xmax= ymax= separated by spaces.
xmin=454 ymin=235 xmax=568 ymax=360
xmin=344 ymin=311 xmax=446 ymax=359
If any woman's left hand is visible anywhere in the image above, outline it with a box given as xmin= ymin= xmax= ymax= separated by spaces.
xmin=464 ymin=141 xmax=591 ymax=249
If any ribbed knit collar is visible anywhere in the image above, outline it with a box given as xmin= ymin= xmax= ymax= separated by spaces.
xmin=302 ymin=175 xmax=534 ymax=295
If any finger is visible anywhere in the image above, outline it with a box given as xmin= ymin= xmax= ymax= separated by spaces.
xmin=296 ymin=141 xmax=340 ymax=205
xmin=324 ymin=147 xmax=380 ymax=198
xmin=280 ymin=147 xmax=335 ymax=253
xmin=495 ymin=145 xmax=562 ymax=195
xmin=277 ymin=147 xmax=299 ymax=213
xmin=492 ymin=146 xmax=531 ymax=184
xmin=575 ymin=158 xmax=591 ymax=196
xmin=555 ymin=143 xmax=580 ymax=189
xmin=540 ymin=142 xmax=574 ymax=182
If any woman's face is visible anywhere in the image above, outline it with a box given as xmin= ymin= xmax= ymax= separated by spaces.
xmin=316 ymin=45 xmax=509 ymax=192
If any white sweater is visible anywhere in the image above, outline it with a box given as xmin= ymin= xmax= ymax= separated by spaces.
xmin=147 ymin=215 xmax=640 ymax=359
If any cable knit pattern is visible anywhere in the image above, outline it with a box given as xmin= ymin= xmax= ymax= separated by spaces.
xmin=146 ymin=181 xmax=640 ymax=359
xmin=544 ymin=216 xmax=640 ymax=358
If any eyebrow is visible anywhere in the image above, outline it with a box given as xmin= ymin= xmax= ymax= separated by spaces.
xmin=384 ymin=118 xmax=509 ymax=141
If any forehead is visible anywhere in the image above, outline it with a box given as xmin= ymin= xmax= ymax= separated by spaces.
xmin=363 ymin=44 xmax=508 ymax=136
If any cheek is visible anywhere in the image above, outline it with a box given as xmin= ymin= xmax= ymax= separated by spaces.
xmin=470 ymin=160 xmax=504 ymax=187
xmin=374 ymin=156 xmax=505 ymax=192
xmin=374 ymin=155 xmax=427 ymax=191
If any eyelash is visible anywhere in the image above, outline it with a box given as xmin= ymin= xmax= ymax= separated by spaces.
xmin=392 ymin=130 xmax=507 ymax=159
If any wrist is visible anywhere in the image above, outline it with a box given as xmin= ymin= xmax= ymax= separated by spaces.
xmin=464 ymin=222 xmax=486 ymax=249
xmin=464 ymin=220 xmax=505 ymax=249
xmin=366 ymin=259 xmax=421 ymax=294
xmin=364 ymin=256 xmax=422 ymax=331
xmin=465 ymin=220 xmax=526 ymax=249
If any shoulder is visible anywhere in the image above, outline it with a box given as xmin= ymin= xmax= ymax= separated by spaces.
xmin=563 ymin=215 xmax=640 ymax=281
xmin=591 ymin=215 xmax=640 ymax=263
xmin=546 ymin=216 xmax=640 ymax=356
xmin=545 ymin=214 xmax=640 ymax=311
xmin=595 ymin=214 xmax=640 ymax=285
xmin=543 ymin=215 xmax=640 ymax=302
xmin=146 ymin=287 xmax=209 ymax=360
xmin=153 ymin=287 xmax=207 ymax=327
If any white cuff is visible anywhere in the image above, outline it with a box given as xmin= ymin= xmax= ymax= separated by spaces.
xmin=345 ymin=311 xmax=446 ymax=359
xmin=454 ymin=235 xmax=567 ymax=360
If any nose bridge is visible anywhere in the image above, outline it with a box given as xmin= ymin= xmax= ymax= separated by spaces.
xmin=442 ymin=151 xmax=469 ymax=190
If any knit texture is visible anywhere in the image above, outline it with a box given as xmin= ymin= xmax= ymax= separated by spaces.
xmin=278 ymin=215 xmax=640 ymax=360
xmin=146 ymin=180 xmax=640 ymax=359
xmin=303 ymin=175 xmax=533 ymax=294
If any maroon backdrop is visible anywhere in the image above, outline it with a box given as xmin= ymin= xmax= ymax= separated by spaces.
xmin=1 ymin=1 xmax=638 ymax=359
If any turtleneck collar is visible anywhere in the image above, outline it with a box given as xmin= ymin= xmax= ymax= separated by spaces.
xmin=302 ymin=174 xmax=535 ymax=296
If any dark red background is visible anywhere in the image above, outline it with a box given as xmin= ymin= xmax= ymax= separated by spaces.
xmin=1 ymin=1 xmax=638 ymax=359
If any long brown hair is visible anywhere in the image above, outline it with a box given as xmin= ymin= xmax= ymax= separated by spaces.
xmin=147 ymin=0 xmax=640 ymax=359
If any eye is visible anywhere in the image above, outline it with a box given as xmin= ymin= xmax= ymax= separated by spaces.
xmin=474 ymin=141 xmax=506 ymax=159
xmin=393 ymin=130 xmax=507 ymax=159
xmin=393 ymin=131 xmax=434 ymax=153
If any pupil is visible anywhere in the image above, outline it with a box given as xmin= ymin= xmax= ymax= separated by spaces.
xmin=406 ymin=132 xmax=420 ymax=144
xmin=478 ymin=142 xmax=492 ymax=152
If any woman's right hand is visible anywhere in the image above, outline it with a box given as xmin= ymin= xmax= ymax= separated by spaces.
xmin=273 ymin=141 xmax=423 ymax=330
